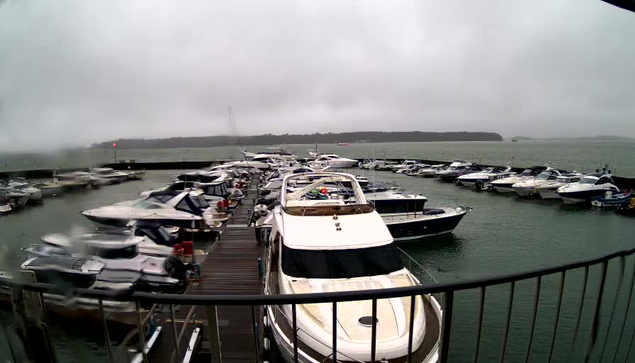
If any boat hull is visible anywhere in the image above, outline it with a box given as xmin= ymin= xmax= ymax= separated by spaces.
xmin=491 ymin=184 xmax=516 ymax=193
xmin=383 ymin=209 xmax=467 ymax=241
xmin=537 ymin=188 xmax=561 ymax=200
xmin=558 ymin=190 xmax=611 ymax=205
xmin=513 ymin=186 xmax=536 ymax=198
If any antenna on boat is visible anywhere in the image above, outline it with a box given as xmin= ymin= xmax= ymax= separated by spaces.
xmin=227 ymin=106 xmax=247 ymax=162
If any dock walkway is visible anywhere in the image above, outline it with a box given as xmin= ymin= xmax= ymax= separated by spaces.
xmin=148 ymin=183 xmax=264 ymax=363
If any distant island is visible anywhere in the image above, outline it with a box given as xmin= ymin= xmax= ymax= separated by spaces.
xmin=91 ymin=131 xmax=503 ymax=149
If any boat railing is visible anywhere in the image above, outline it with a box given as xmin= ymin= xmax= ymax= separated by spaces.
xmin=398 ymin=247 xmax=439 ymax=285
xmin=2 ymin=246 xmax=635 ymax=363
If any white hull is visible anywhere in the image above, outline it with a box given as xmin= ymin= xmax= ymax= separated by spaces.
xmin=492 ymin=186 xmax=516 ymax=193
xmin=537 ymin=188 xmax=561 ymax=200
xmin=513 ymin=187 xmax=535 ymax=197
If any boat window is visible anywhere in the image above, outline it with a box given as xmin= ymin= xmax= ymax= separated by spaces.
xmin=147 ymin=194 xmax=176 ymax=203
xmin=281 ymin=243 xmax=404 ymax=279
xmin=372 ymin=199 xmax=426 ymax=214
xmin=176 ymin=199 xmax=196 ymax=214
xmin=88 ymin=245 xmax=138 ymax=259
xmin=135 ymin=201 xmax=168 ymax=209
xmin=191 ymin=195 xmax=209 ymax=208
xmin=596 ymin=177 xmax=611 ymax=185
xmin=579 ymin=177 xmax=597 ymax=184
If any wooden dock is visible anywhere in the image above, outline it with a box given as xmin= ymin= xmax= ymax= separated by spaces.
xmin=148 ymin=184 xmax=265 ymax=363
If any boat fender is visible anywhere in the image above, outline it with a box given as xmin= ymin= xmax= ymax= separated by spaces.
xmin=263 ymin=315 xmax=269 ymax=327
xmin=263 ymin=337 xmax=271 ymax=351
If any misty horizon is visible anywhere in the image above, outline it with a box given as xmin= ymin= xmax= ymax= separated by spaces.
xmin=2 ymin=1 xmax=635 ymax=152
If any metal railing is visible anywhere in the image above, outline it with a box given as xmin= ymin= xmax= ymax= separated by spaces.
xmin=1 ymin=246 xmax=635 ymax=363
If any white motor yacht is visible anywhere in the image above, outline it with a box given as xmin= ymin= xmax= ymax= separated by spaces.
xmin=31 ymin=181 xmax=65 ymax=197
xmin=535 ymin=174 xmax=583 ymax=199
xmin=264 ymin=172 xmax=441 ymax=363
xmin=388 ymin=160 xmax=418 ymax=173
xmin=511 ymin=168 xmax=570 ymax=197
xmin=308 ymin=154 xmax=358 ymax=169
xmin=417 ymin=164 xmax=445 ymax=178
xmin=489 ymin=166 xmax=548 ymax=193
xmin=225 ymin=160 xmax=272 ymax=170
xmin=91 ymin=167 xmax=131 ymax=183
xmin=6 ymin=180 xmax=43 ymax=203
xmin=0 ymin=203 xmax=12 ymax=215
xmin=367 ymin=188 xmax=469 ymax=241
xmin=456 ymin=166 xmax=515 ymax=187
xmin=245 ymin=146 xmax=297 ymax=161
xmin=39 ymin=231 xmax=174 ymax=258
xmin=12 ymin=256 xmax=137 ymax=313
xmin=437 ymin=161 xmax=478 ymax=182
xmin=557 ymin=173 xmax=621 ymax=204
xmin=82 ymin=191 xmax=209 ymax=228
xmin=55 ymin=171 xmax=110 ymax=189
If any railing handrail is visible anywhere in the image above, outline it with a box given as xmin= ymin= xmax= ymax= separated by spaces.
xmin=397 ymin=247 xmax=440 ymax=284
xmin=2 ymin=246 xmax=634 ymax=305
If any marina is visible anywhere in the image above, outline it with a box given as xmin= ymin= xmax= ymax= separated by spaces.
xmin=3 ymin=0 xmax=635 ymax=361
xmin=0 ymin=148 xmax=634 ymax=362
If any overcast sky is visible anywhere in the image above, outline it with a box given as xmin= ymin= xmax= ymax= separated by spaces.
xmin=0 ymin=1 xmax=634 ymax=151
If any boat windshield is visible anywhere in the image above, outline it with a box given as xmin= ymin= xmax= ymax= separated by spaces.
xmin=579 ymin=177 xmax=598 ymax=184
xmin=281 ymin=243 xmax=404 ymax=279
xmin=536 ymin=171 xmax=552 ymax=180
xmin=520 ymin=169 xmax=535 ymax=176
xmin=134 ymin=201 xmax=168 ymax=210
xmin=86 ymin=245 xmax=138 ymax=259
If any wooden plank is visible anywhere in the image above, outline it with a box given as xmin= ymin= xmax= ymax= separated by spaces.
xmin=150 ymin=181 xmax=264 ymax=363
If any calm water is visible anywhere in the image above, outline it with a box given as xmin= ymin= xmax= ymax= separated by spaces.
xmin=0 ymin=167 xmax=634 ymax=361
xmin=2 ymin=140 xmax=635 ymax=176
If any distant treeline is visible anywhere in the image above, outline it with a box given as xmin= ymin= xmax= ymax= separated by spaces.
xmin=91 ymin=131 xmax=503 ymax=149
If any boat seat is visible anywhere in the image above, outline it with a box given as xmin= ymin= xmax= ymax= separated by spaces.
xmin=422 ymin=208 xmax=445 ymax=216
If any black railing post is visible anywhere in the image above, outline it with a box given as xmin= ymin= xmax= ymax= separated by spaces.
xmin=584 ymin=261 xmax=609 ymax=363
xmin=292 ymin=304 xmax=298 ymax=363
xmin=371 ymin=298 xmax=378 ymax=363
xmin=611 ymin=257 xmax=635 ymax=363
xmin=206 ymin=306 xmax=222 ymax=363
xmin=170 ymin=304 xmax=181 ymax=362
xmin=548 ymin=272 xmax=566 ymax=363
xmin=499 ymin=282 xmax=515 ymax=363
xmin=251 ymin=305 xmax=259 ymax=363
xmin=599 ymin=256 xmax=626 ymax=362
xmin=473 ymin=287 xmax=486 ymax=363
xmin=332 ymin=302 xmax=337 ymax=363
xmin=524 ymin=276 xmax=541 ymax=363
xmin=407 ymin=295 xmax=416 ymax=363
xmin=568 ymin=266 xmax=589 ymax=362
xmin=135 ymin=302 xmax=148 ymax=363
xmin=98 ymin=299 xmax=115 ymax=363
xmin=440 ymin=291 xmax=454 ymax=363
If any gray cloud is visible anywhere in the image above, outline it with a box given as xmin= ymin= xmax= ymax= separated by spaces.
xmin=1 ymin=0 xmax=634 ymax=151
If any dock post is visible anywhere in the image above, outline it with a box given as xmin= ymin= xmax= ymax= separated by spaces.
xmin=207 ymin=306 xmax=223 ymax=363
